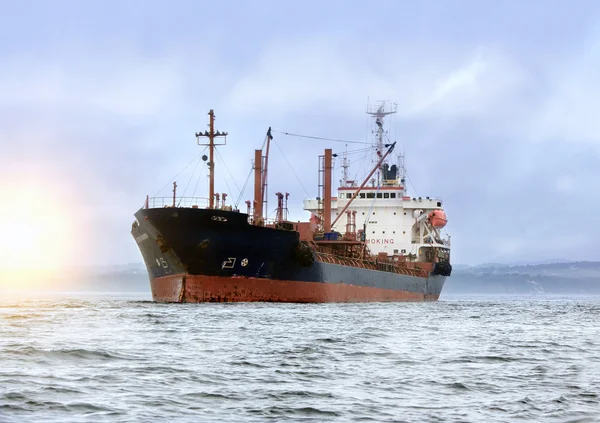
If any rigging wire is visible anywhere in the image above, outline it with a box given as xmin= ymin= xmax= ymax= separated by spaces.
xmin=215 ymin=147 xmax=242 ymax=198
xmin=364 ymin=183 xmax=382 ymax=229
xmin=213 ymin=151 xmax=235 ymax=206
xmin=178 ymin=156 xmax=204 ymax=206
xmin=152 ymin=151 xmax=205 ymax=197
xmin=335 ymin=145 xmax=374 ymax=155
xmin=272 ymin=139 xmax=312 ymax=200
xmin=191 ymin=161 xmax=206 ymax=198
xmin=234 ymin=166 xmax=254 ymax=209
xmin=407 ymin=174 xmax=420 ymax=197
xmin=273 ymin=130 xmax=368 ymax=145
xmin=350 ymin=149 xmax=370 ymax=185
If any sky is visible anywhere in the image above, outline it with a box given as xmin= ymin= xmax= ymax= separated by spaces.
xmin=1 ymin=0 xmax=599 ymax=270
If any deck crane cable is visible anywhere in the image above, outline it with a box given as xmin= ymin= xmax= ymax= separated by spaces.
xmin=234 ymin=166 xmax=254 ymax=209
xmin=152 ymin=149 xmax=207 ymax=197
xmin=273 ymin=130 xmax=368 ymax=145
xmin=178 ymin=156 xmax=204 ymax=206
xmin=233 ymin=131 xmax=273 ymax=209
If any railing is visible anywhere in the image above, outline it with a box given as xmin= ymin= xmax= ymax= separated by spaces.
xmin=147 ymin=197 xmax=210 ymax=209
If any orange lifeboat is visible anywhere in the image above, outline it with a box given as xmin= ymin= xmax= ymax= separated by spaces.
xmin=428 ymin=210 xmax=447 ymax=228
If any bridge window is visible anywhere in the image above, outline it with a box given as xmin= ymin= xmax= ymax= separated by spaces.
xmin=359 ymin=193 xmax=365 ymax=198
xmin=376 ymin=193 xmax=382 ymax=198
xmin=390 ymin=193 xmax=396 ymax=198
xmin=346 ymin=193 xmax=352 ymax=199
xmin=366 ymin=193 xmax=375 ymax=199
xmin=384 ymin=193 xmax=389 ymax=198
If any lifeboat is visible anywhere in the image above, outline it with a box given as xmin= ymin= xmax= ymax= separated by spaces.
xmin=428 ymin=210 xmax=447 ymax=228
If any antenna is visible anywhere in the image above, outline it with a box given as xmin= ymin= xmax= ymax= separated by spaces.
xmin=341 ymin=144 xmax=350 ymax=187
xmin=366 ymin=101 xmax=397 ymax=187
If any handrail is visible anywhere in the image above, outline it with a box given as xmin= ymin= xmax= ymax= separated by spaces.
xmin=147 ymin=196 xmax=210 ymax=209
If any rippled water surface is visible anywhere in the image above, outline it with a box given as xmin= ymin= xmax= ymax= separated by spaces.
xmin=1 ymin=293 xmax=599 ymax=422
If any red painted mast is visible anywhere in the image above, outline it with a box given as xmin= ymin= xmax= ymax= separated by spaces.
xmin=196 ymin=109 xmax=228 ymax=210
xmin=208 ymin=110 xmax=215 ymax=208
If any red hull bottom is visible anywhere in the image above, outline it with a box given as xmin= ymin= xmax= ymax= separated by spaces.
xmin=150 ymin=274 xmax=439 ymax=303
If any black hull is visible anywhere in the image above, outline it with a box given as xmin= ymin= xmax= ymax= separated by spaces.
xmin=131 ymin=207 xmax=448 ymax=300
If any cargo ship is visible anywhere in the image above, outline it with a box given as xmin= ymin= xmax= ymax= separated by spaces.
xmin=131 ymin=103 xmax=451 ymax=302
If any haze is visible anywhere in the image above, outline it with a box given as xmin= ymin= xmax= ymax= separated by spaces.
xmin=1 ymin=0 xmax=599 ymax=287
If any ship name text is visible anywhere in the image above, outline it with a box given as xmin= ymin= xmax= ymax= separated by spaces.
xmin=366 ymin=238 xmax=395 ymax=244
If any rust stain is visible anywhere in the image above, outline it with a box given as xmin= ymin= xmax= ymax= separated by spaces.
xmin=314 ymin=252 xmax=429 ymax=278
xmin=150 ymin=274 xmax=439 ymax=303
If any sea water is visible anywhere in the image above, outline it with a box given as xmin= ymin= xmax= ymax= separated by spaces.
xmin=1 ymin=293 xmax=599 ymax=422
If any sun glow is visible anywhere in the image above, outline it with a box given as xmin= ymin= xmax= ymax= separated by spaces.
xmin=0 ymin=186 xmax=75 ymax=289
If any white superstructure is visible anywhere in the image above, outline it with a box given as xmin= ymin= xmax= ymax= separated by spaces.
xmin=303 ymin=101 xmax=451 ymax=263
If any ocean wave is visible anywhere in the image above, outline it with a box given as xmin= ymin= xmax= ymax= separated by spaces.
xmin=5 ymin=346 xmax=136 ymax=361
xmin=2 ymin=295 xmax=600 ymax=422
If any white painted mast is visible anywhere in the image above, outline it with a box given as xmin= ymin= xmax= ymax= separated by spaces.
xmin=366 ymin=101 xmax=397 ymax=186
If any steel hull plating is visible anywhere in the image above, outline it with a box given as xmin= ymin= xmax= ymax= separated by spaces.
xmin=132 ymin=207 xmax=447 ymax=303
xmin=150 ymin=273 xmax=443 ymax=303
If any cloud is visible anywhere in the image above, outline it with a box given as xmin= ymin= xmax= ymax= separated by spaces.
xmin=2 ymin=6 xmax=600 ymax=267
xmin=531 ymin=32 xmax=600 ymax=145
xmin=0 ymin=51 xmax=188 ymax=118
xmin=227 ymin=36 xmax=529 ymax=124
xmin=223 ymin=31 xmax=600 ymax=264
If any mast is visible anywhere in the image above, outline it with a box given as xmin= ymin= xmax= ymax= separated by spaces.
xmin=172 ymin=181 xmax=177 ymax=207
xmin=366 ymin=101 xmax=397 ymax=186
xmin=195 ymin=109 xmax=228 ymax=209
xmin=341 ymin=144 xmax=350 ymax=187
xmin=208 ymin=110 xmax=215 ymax=207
